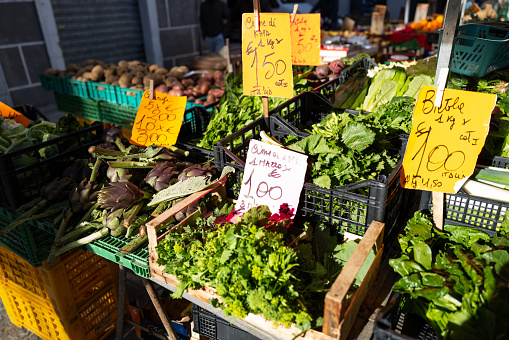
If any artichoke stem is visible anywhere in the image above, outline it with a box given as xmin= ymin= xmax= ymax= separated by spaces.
xmin=119 ymin=234 xmax=148 ymax=254
xmin=168 ymin=146 xmax=189 ymax=157
xmin=54 ymin=222 xmax=99 ymax=246
xmin=89 ymin=157 xmax=103 ymax=183
xmin=0 ymin=199 xmax=48 ymax=237
xmin=89 ymin=146 xmax=126 ymax=158
xmin=124 ymin=202 xmax=144 ymax=229
xmin=47 ymin=208 xmax=73 ymax=264
xmin=107 ymin=160 xmax=158 ymax=168
xmin=15 ymin=197 xmax=43 ymax=213
xmin=53 ymin=228 xmax=109 ymax=257
xmin=76 ymin=202 xmax=100 ymax=227
xmin=115 ymin=137 xmax=127 ymax=153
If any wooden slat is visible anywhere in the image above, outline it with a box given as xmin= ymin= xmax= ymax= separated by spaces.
xmin=323 ymin=221 xmax=385 ymax=339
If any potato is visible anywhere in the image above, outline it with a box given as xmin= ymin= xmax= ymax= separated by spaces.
xmin=91 ymin=65 xmax=104 ymax=81
xmin=104 ymin=67 xmax=116 ymax=77
xmin=165 ymin=76 xmax=178 ymax=87
xmin=178 ymin=65 xmax=189 ymax=74
xmin=83 ymin=64 xmax=94 ymax=72
xmin=118 ymin=60 xmax=128 ymax=68
xmin=66 ymin=63 xmax=79 ymax=72
xmin=82 ymin=71 xmax=94 ymax=81
xmin=127 ymin=60 xmax=141 ymax=69
xmin=210 ymin=88 xmax=224 ymax=98
xmin=130 ymin=85 xmax=144 ymax=90
xmin=154 ymin=67 xmax=168 ymax=75
xmin=111 ymin=80 xmax=119 ymax=86
xmin=194 ymin=98 xmax=204 ymax=105
xmin=198 ymin=74 xmax=213 ymax=84
xmin=213 ymin=70 xmax=224 ymax=83
xmin=168 ymin=88 xmax=183 ymax=96
xmin=197 ymin=81 xmax=211 ymax=96
xmin=131 ymin=76 xmax=143 ymax=86
xmin=119 ymin=73 xmax=134 ymax=88
xmin=169 ymin=66 xmax=183 ymax=79
xmin=181 ymin=78 xmax=195 ymax=88
xmin=143 ymin=73 xmax=164 ymax=88
xmin=154 ymin=84 xmax=168 ymax=94
xmin=206 ymin=93 xmax=216 ymax=103
xmin=116 ymin=65 xmax=128 ymax=76
xmin=170 ymin=81 xmax=184 ymax=91
xmin=105 ymin=74 xmax=119 ymax=84
xmin=149 ymin=64 xmax=159 ymax=72
xmin=43 ymin=68 xmax=58 ymax=76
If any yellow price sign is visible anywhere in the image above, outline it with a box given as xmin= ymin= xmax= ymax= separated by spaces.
xmin=242 ymin=13 xmax=293 ymax=98
xmin=0 ymin=101 xmax=30 ymax=127
xmin=130 ymin=91 xmax=187 ymax=147
xmin=401 ymin=86 xmax=496 ymax=193
xmin=291 ymin=13 xmax=321 ymax=66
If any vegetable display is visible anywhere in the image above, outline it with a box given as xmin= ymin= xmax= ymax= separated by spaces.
xmin=156 ymin=204 xmax=375 ymax=333
xmin=1 ymin=125 xmax=232 ymax=261
xmin=0 ymin=114 xmax=94 ymax=167
xmin=390 ymin=211 xmax=509 ymax=340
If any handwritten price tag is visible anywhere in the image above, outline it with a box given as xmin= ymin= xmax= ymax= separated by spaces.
xmin=130 ymin=91 xmax=187 ymax=147
xmin=0 ymin=101 xmax=30 ymax=127
xmin=401 ymin=86 xmax=496 ymax=193
xmin=291 ymin=14 xmax=321 ymax=66
xmin=242 ymin=13 xmax=293 ymax=98
xmin=235 ymin=139 xmax=308 ymax=216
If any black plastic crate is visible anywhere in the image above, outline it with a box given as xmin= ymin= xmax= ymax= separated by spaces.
xmin=418 ymin=155 xmax=509 ymax=234
xmin=177 ymin=106 xmax=215 ymax=163
xmin=0 ymin=121 xmax=104 ymax=211
xmin=373 ymin=292 xmax=438 ymax=340
xmin=213 ymin=114 xmax=406 ymax=241
xmin=312 ymin=57 xmax=377 ymax=103
xmin=192 ymin=305 xmax=260 ymax=340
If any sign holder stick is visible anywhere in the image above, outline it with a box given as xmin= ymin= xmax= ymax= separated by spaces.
xmin=226 ymin=38 xmax=233 ymax=73
xmin=431 ymin=0 xmax=465 ymax=229
xmin=291 ymin=4 xmax=298 ymax=22
xmin=252 ymin=0 xmax=269 ymax=118
xmin=149 ymin=79 xmax=154 ymax=100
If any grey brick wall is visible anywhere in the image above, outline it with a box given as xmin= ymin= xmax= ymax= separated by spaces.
xmin=0 ymin=1 xmax=54 ymax=110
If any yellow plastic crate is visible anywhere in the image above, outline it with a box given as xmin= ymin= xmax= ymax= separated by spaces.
xmin=0 ymin=280 xmax=117 ymax=340
xmin=0 ymin=246 xmax=118 ymax=340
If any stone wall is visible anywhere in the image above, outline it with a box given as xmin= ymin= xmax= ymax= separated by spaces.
xmin=0 ymin=0 xmax=54 ymax=109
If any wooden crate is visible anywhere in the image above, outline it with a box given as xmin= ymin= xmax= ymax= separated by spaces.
xmin=146 ymin=179 xmax=384 ymax=340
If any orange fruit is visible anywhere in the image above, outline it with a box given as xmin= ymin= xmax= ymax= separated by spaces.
xmin=436 ymin=15 xmax=444 ymax=24
xmin=410 ymin=22 xmax=420 ymax=30
xmin=419 ymin=19 xmax=428 ymax=27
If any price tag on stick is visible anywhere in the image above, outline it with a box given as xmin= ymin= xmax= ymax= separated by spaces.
xmin=401 ymin=86 xmax=496 ymax=193
xmin=242 ymin=12 xmax=294 ymax=98
xmin=0 ymin=101 xmax=30 ymax=127
xmin=130 ymin=91 xmax=187 ymax=147
xmin=290 ymin=13 xmax=321 ymax=66
xmin=235 ymin=139 xmax=308 ymax=217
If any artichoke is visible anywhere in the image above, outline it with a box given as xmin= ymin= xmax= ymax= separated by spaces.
xmin=101 ymin=125 xmax=126 ymax=152
xmin=68 ymin=179 xmax=99 ymax=213
xmin=62 ymin=160 xmax=92 ymax=181
xmin=41 ymin=177 xmax=76 ymax=203
xmin=107 ymin=163 xmax=131 ymax=182
xmin=103 ymin=208 xmax=122 ymax=231
xmin=97 ymin=181 xmax=145 ymax=211
xmin=177 ymin=163 xmax=217 ymax=182
xmin=145 ymin=162 xmax=180 ymax=191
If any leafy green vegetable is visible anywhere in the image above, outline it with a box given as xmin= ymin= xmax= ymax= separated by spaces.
xmin=156 ymin=205 xmax=375 ymax=333
xmin=390 ymin=211 xmax=509 ymax=340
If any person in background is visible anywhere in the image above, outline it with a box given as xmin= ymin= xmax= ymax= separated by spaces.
xmin=200 ymin=0 xmax=229 ymax=53
xmin=311 ymin=0 xmax=339 ymax=30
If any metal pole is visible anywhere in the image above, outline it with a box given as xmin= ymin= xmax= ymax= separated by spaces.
xmin=116 ymin=265 xmax=127 ymax=340
xmin=404 ymin=0 xmax=410 ymax=24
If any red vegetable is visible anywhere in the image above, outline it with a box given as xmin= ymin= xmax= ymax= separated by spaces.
xmin=329 ymin=59 xmax=345 ymax=74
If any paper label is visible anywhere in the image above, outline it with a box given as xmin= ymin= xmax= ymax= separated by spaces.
xmin=290 ymin=13 xmax=321 ymax=66
xmin=242 ymin=13 xmax=294 ymax=98
xmin=235 ymin=139 xmax=308 ymax=216
xmin=130 ymin=91 xmax=187 ymax=147
xmin=0 ymin=102 xmax=30 ymax=127
xmin=401 ymin=86 xmax=496 ymax=193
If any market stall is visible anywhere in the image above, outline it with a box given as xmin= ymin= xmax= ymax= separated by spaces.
xmin=0 ymin=0 xmax=509 ymax=339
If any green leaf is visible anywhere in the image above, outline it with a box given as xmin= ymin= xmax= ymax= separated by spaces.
xmin=483 ymin=249 xmax=509 ymax=282
xmin=341 ymin=122 xmax=375 ymax=152
xmin=413 ymin=242 xmax=432 ymax=270
xmin=389 ymin=255 xmax=424 ymax=276
xmin=313 ymin=174 xmax=331 ymax=189
xmin=444 ymin=224 xmax=490 ymax=248
xmin=420 ymin=272 xmax=445 ymax=287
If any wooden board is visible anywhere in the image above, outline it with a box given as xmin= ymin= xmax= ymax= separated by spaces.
xmin=146 ymin=188 xmax=385 ymax=340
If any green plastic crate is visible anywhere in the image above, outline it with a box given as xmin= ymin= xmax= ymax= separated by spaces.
xmin=54 ymin=92 xmax=102 ymax=121
xmin=438 ymin=23 xmax=509 ymax=77
xmin=115 ymin=87 xmax=143 ymax=107
xmin=99 ymin=101 xmax=137 ymax=129
xmin=61 ymin=77 xmax=89 ymax=98
xmin=84 ymin=235 xmax=150 ymax=278
xmin=0 ymin=207 xmax=54 ymax=267
xmin=39 ymin=74 xmax=65 ymax=93
xmin=87 ymin=81 xmax=117 ymax=104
